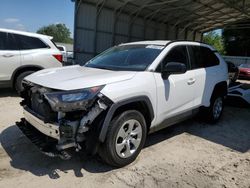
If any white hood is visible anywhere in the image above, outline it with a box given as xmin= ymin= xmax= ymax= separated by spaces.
xmin=25 ymin=65 xmax=136 ymax=90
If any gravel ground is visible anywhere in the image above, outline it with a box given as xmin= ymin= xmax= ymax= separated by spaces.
xmin=0 ymin=82 xmax=249 ymax=188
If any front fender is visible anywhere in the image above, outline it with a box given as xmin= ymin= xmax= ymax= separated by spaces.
xmin=98 ymin=96 xmax=154 ymax=142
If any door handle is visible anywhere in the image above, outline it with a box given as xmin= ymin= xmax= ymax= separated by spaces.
xmin=187 ymin=78 xmax=196 ymax=85
xmin=3 ymin=54 xmax=14 ymax=58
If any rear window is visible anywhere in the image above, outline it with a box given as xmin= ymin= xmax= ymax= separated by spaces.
xmin=13 ymin=34 xmax=49 ymax=50
xmin=188 ymin=45 xmax=220 ymax=69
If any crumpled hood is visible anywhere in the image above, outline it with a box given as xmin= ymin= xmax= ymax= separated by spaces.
xmin=25 ymin=65 xmax=136 ymax=90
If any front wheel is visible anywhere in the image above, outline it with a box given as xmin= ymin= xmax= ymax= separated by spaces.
xmin=98 ymin=110 xmax=147 ymax=167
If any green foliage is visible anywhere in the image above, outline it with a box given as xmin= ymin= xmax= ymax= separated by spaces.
xmin=203 ymin=31 xmax=225 ymax=55
xmin=37 ymin=23 xmax=73 ymax=44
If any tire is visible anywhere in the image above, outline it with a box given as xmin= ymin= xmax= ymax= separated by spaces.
xmin=202 ymin=93 xmax=224 ymax=123
xmin=14 ymin=71 xmax=35 ymax=94
xmin=98 ymin=110 xmax=147 ymax=167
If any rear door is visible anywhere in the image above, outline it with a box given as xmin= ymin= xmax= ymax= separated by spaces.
xmin=13 ymin=34 xmax=49 ymax=67
xmin=0 ymin=32 xmax=20 ymax=81
xmin=187 ymin=45 xmax=220 ymax=107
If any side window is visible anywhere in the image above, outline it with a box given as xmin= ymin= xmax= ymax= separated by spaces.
xmin=7 ymin=33 xmax=19 ymax=50
xmin=188 ymin=45 xmax=220 ymax=69
xmin=0 ymin=32 xmax=8 ymax=50
xmin=0 ymin=32 xmax=19 ymax=50
xmin=14 ymin=34 xmax=48 ymax=50
xmin=158 ymin=45 xmax=189 ymax=72
xmin=200 ymin=46 xmax=220 ymax=67
xmin=188 ymin=46 xmax=203 ymax=69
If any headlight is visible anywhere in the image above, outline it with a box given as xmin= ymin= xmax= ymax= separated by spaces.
xmin=44 ymin=86 xmax=104 ymax=112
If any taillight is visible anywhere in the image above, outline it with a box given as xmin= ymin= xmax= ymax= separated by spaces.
xmin=53 ymin=54 xmax=63 ymax=63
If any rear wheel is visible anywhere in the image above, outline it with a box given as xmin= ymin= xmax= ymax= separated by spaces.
xmin=98 ymin=110 xmax=147 ymax=167
xmin=14 ymin=71 xmax=35 ymax=94
xmin=202 ymin=94 xmax=224 ymax=123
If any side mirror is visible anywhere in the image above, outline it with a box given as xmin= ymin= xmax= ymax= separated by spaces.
xmin=161 ymin=62 xmax=187 ymax=79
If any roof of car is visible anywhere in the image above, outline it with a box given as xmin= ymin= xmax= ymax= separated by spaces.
xmin=120 ymin=40 xmax=207 ymax=47
xmin=0 ymin=28 xmax=53 ymax=39
xmin=121 ymin=40 xmax=171 ymax=46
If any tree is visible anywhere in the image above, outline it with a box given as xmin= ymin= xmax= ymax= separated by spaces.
xmin=37 ymin=23 xmax=73 ymax=44
xmin=203 ymin=31 xmax=225 ymax=55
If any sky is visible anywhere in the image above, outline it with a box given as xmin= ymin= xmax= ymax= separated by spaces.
xmin=0 ymin=0 xmax=222 ymax=38
xmin=0 ymin=0 xmax=74 ymax=36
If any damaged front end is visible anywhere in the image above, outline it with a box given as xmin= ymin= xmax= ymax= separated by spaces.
xmin=17 ymin=81 xmax=113 ymax=159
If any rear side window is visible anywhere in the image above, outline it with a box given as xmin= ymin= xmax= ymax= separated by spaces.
xmin=0 ymin=32 xmax=19 ymax=50
xmin=188 ymin=45 xmax=219 ymax=69
xmin=200 ymin=46 xmax=220 ymax=67
xmin=188 ymin=46 xmax=203 ymax=69
xmin=57 ymin=46 xmax=64 ymax=51
xmin=14 ymin=34 xmax=49 ymax=50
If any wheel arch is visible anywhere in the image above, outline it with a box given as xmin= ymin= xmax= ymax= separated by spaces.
xmin=99 ymin=96 xmax=154 ymax=142
xmin=211 ymin=81 xmax=228 ymax=100
xmin=11 ymin=65 xmax=44 ymax=88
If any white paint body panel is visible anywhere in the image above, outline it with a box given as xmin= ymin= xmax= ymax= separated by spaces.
xmin=0 ymin=50 xmax=21 ymax=80
xmin=152 ymin=71 xmax=196 ymax=127
xmin=24 ymin=41 xmax=228 ymax=131
xmin=0 ymin=28 xmax=62 ymax=83
xmin=25 ymin=65 xmax=137 ymax=90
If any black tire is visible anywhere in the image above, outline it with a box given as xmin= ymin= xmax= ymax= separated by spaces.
xmin=98 ymin=110 xmax=147 ymax=167
xmin=14 ymin=71 xmax=35 ymax=94
xmin=201 ymin=93 xmax=224 ymax=123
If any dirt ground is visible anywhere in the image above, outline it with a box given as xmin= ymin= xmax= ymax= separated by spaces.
xmin=0 ymin=82 xmax=249 ymax=188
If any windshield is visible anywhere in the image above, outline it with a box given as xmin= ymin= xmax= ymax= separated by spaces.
xmin=240 ymin=64 xmax=250 ymax=68
xmin=85 ymin=44 xmax=164 ymax=71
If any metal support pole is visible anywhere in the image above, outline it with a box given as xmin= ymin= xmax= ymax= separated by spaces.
xmin=193 ymin=30 xmax=197 ymax=41
xmin=73 ymin=0 xmax=82 ymax=64
xmin=112 ymin=9 xmax=117 ymax=45
xmin=175 ymin=27 xmax=179 ymax=39
xmin=165 ymin=23 xmax=169 ymax=40
xmin=201 ymin=32 xmax=204 ymax=42
xmin=184 ymin=29 xmax=188 ymax=40
xmin=93 ymin=0 xmax=106 ymax=56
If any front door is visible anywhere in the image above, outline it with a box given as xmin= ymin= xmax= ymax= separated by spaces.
xmin=154 ymin=45 xmax=196 ymax=125
xmin=0 ymin=32 xmax=20 ymax=81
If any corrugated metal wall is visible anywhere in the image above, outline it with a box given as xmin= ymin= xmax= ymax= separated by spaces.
xmin=223 ymin=56 xmax=250 ymax=66
xmin=74 ymin=2 xmax=202 ymax=64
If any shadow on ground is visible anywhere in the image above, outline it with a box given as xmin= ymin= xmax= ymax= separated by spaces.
xmin=0 ymin=88 xmax=18 ymax=98
xmin=1 ymin=81 xmax=250 ymax=179
xmin=0 ymin=125 xmax=115 ymax=179
xmin=1 ymin=104 xmax=249 ymax=179
xmin=145 ymin=106 xmax=250 ymax=153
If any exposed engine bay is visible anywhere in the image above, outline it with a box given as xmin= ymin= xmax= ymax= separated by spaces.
xmin=17 ymin=81 xmax=113 ymax=159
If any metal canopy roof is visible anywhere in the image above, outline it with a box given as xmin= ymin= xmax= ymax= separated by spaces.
xmin=78 ymin=0 xmax=250 ymax=33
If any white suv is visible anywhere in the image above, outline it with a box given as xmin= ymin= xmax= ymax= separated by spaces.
xmin=0 ymin=28 xmax=62 ymax=93
xmin=18 ymin=41 xmax=228 ymax=167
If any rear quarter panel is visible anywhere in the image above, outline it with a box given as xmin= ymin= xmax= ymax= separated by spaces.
xmin=199 ymin=53 xmax=228 ymax=107
xmin=20 ymin=49 xmax=62 ymax=68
